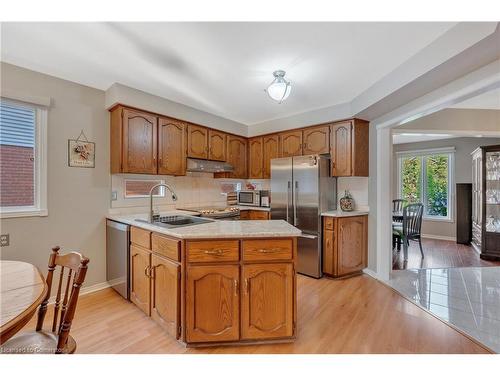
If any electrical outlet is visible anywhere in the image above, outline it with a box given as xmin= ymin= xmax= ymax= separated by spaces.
xmin=0 ymin=234 xmax=10 ymax=247
xmin=111 ymin=191 xmax=118 ymax=201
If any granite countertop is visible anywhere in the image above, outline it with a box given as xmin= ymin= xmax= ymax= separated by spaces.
xmin=235 ymin=205 xmax=271 ymax=212
xmin=107 ymin=213 xmax=301 ymax=239
xmin=321 ymin=210 xmax=369 ymax=217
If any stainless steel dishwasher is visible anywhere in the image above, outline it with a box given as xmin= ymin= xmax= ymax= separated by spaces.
xmin=106 ymin=219 xmax=130 ymax=300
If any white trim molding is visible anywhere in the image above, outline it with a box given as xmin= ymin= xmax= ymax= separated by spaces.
xmin=421 ymin=234 xmax=457 ymax=242
xmin=0 ymin=100 xmax=48 ymax=219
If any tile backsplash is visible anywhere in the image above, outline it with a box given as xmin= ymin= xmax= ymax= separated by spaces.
xmin=109 ymin=174 xmax=369 ymax=214
xmin=337 ymin=177 xmax=369 ymax=210
xmin=110 ymin=173 xmax=245 ymax=214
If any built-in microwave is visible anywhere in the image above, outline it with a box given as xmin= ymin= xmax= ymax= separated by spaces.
xmin=238 ymin=190 xmax=270 ymax=207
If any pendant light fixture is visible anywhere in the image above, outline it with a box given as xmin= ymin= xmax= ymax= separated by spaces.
xmin=266 ymin=70 xmax=291 ymax=103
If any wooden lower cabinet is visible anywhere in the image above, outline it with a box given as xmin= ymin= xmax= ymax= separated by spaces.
xmin=186 ymin=265 xmax=240 ymax=343
xmin=130 ymin=245 xmax=151 ymax=315
xmin=151 ymin=255 xmax=180 ymax=338
xmin=322 ymin=215 xmax=368 ymax=277
xmin=240 ymin=210 xmax=270 ymax=220
xmin=128 ymin=226 xmax=296 ymax=346
xmin=241 ymin=263 xmax=294 ymax=340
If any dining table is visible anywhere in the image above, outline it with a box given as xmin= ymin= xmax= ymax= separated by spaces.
xmin=0 ymin=260 xmax=47 ymax=345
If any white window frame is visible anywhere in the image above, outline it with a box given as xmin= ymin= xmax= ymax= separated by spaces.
xmin=396 ymin=147 xmax=455 ymax=223
xmin=124 ymin=179 xmax=166 ymax=199
xmin=0 ymin=98 xmax=48 ymax=218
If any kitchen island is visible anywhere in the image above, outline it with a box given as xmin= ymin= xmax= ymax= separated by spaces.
xmin=107 ymin=214 xmax=301 ymax=347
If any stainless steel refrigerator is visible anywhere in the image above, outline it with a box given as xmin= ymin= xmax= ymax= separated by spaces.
xmin=271 ymin=155 xmax=336 ymax=278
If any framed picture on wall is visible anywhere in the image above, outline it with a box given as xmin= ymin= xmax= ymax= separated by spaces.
xmin=68 ymin=137 xmax=95 ymax=168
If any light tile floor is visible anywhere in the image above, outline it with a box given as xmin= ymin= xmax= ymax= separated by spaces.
xmin=388 ymin=267 xmax=500 ymax=353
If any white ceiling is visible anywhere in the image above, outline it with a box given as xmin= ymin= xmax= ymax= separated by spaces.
xmin=1 ymin=22 xmax=457 ymax=125
xmin=449 ymin=87 xmax=500 ymax=110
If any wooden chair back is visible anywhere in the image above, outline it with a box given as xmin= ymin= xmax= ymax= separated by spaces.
xmin=393 ymin=199 xmax=407 ymax=223
xmin=36 ymin=246 xmax=89 ymax=353
xmin=402 ymin=203 xmax=424 ymax=238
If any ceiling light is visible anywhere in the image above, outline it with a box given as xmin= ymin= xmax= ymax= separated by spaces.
xmin=266 ymin=70 xmax=291 ymax=103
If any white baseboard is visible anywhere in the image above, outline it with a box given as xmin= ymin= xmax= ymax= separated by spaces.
xmin=421 ymin=234 xmax=457 ymax=242
xmin=363 ymin=268 xmax=381 ymax=280
xmin=48 ymin=281 xmax=110 ymax=304
xmin=80 ymin=281 xmax=111 ymax=296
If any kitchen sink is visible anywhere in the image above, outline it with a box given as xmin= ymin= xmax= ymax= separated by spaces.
xmin=135 ymin=215 xmax=213 ymax=228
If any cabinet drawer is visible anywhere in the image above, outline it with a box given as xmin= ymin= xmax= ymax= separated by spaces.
xmin=251 ymin=211 xmax=270 ymax=220
xmin=152 ymin=233 xmax=181 ymax=262
xmin=242 ymin=239 xmax=293 ymax=261
xmin=186 ymin=240 xmax=239 ymax=263
xmin=324 ymin=217 xmax=335 ymax=231
xmin=131 ymin=226 xmax=151 ymax=249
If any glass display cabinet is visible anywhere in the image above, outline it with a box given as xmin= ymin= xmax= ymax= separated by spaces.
xmin=474 ymin=145 xmax=500 ymax=260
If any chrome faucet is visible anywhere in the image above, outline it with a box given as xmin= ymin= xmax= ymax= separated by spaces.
xmin=149 ymin=183 xmax=178 ymax=223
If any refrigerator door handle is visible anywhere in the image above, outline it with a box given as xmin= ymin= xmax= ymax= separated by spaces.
xmin=294 ymin=180 xmax=298 ymax=226
xmin=287 ymin=181 xmax=291 ymax=223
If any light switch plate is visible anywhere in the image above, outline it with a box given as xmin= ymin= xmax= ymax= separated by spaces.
xmin=111 ymin=191 xmax=118 ymax=201
xmin=0 ymin=234 xmax=10 ymax=247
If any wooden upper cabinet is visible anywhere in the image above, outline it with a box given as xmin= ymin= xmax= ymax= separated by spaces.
xmin=151 ymin=254 xmax=180 ymax=338
xmin=280 ymin=130 xmax=303 ymax=157
xmin=330 ymin=120 xmax=369 ymax=177
xmin=208 ymin=130 xmax=227 ymax=161
xmin=241 ymin=263 xmax=294 ymax=340
xmin=337 ymin=216 xmax=367 ymax=276
xmin=187 ymin=124 xmax=208 ymax=159
xmin=130 ymin=245 xmax=151 ymax=316
xmin=303 ymin=126 xmax=330 ymax=155
xmin=263 ymin=135 xmax=280 ymax=179
xmin=121 ymin=108 xmax=158 ymax=174
xmin=248 ymin=137 xmax=264 ymax=179
xmin=226 ymin=135 xmax=248 ymax=179
xmin=330 ymin=121 xmax=352 ymax=176
xmin=186 ymin=265 xmax=240 ymax=343
xmin=158 ymin=117 xmax=186 ymax=176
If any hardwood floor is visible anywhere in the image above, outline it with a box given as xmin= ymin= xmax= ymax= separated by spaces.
xmin=21 ymin=274 xmax=489 ymax=353
xmin=392 ymin=238 xmax=500 ymax=270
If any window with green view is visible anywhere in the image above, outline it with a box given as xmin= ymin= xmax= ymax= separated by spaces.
xmin=398 ymin=150 xmax=453 ymax=220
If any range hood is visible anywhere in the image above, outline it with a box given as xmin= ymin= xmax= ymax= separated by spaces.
xmin=186 ymin=158 xmax=234 ymax=173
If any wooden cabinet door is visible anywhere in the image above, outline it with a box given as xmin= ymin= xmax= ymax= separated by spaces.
xmin=248 ymin=137 xmax=264 ymax=179
xmin=249 ymin=210 xmax=270 ymax=220
xmin=241 ymin=263 xmax=294 ymax=340
xmin=263 ymin=135 xmax=280 ymax=178
xmin=322 ymin=229 xmax=336 ymax=276
xmin=158 ymin=117 xmax=186 ymax=176
xmin=303 ymin=126 xmax=330 ymax=155
xmin=122 ymin=108 xmax=157 ymax=174
xmin=186 ymin=265 xmax=240 ymax=343
xmin=280 ymin=130 xmax=303 ymax=157
xmin=208 ymin=130 xmax=227 ymax=161
xmin=226 ymin=135 xmax=247 ymax=178
xmin=337 ymin=216 xmax=367 ymax=276
xmin=130 ymin=245 xmax=151 ymax=316
xmin=187 ymin=124 xmax=208 ymax=159
xmin=331 ymin=121 xmax=352 ymax=176
xmin=151 ymin=255 xmax=180 ymax=338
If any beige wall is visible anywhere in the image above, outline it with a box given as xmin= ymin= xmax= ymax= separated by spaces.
xmin=392 ymin=136 xmax=500 ymax=239
xmin=401 ymin=108 xmax=500 ymax=134
xmin=0 ymin=62 xmax=110 ymax=288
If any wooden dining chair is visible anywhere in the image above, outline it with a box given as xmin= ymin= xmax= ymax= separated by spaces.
xmin=392 ymin=199 xmax=407 ymax=249
xmin=393 ymin=203 xmax=424 ymax=262
xmin=392 ymin=199 xmax=407 ymax=222
xmin=1 ymin=246 xmax=89 ymax=354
